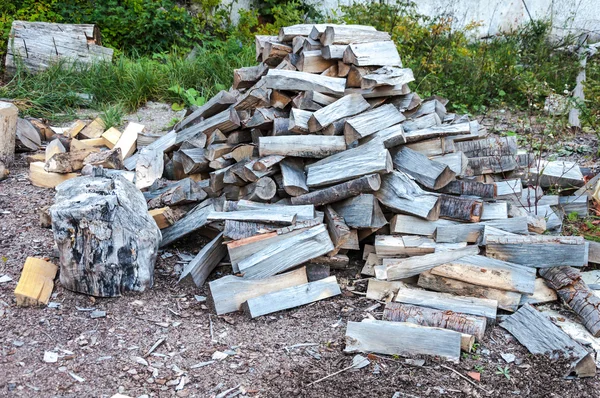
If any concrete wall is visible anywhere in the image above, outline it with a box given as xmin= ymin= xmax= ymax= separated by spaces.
xmin=228 ymin=0 xmax=600 ymax=40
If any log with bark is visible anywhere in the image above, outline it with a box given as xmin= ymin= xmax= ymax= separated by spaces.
xmin=485 ymin=235 xmax=587 ymax=267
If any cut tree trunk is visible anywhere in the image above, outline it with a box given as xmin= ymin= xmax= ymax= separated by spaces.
xmin=0 ymin=102 xmax=18 ymax=165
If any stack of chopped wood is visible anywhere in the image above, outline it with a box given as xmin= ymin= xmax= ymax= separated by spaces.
xmin=34 ymin=23 xmax=599 ymax=374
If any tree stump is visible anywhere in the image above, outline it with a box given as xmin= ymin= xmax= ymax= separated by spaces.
xmin=0 ymin=102 xmax=18 ymax=165
xmin=50 ymin=170 xmax=161 ymax=297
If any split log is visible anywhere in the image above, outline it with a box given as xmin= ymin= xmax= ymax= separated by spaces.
xmin=16 ymin=118 xmax=42 ymax=151
xmin=530 ymin=160 xmax=584 ymax=188
xmin=50 ymin=172 xmax=161 ymax=296
xmin=176 ymin=108 xmax=241 ymax=145
xmin=332 ymin=194 xmax=387 ymax=229
xmin=262 ymin=41 xmax=292 ymax=66
xmin=485 ymin=235 xmax=587 ymax=267
xmin=223 ymin=220 xmax=272 ymax=240
xmin=290 ymin=174 xmax=381 ymax=206
xmin=135 ymin=147 xmax=164 ymax=190
xmin=264 ymin=69 xmax=346 ymax=96
xmin=234 ymin=83 xmax=270 ymax=111
xmin=394 ymin=287 xmax=498 ymax=321
xmin=418 ymin=271 xmax=522 ymax=312
xmin=308 ymin=94 xmax=370 ymax=132
xmin=160 ymin=200 xmax=215 ymax=247
xmin=305 ymin=140 xmax=392 ymax=188
xmin=209 ymin=267 xmax=309 ymax=315
xmin=540 ymin=266 xmax=600 ymax=337
xmin=344 ymin=319 xmax=462 ymax=363
xmin=242 ymin=276 xmax=341 ymax=318
xmin=345 ymin=84 xmax=410 ymax=98
xmin=403 ymin=122 xmax=472 ymax=143
xmin=240 ymin=176 xmax=277 ymax=202
xmin=367 ymin=123 xmax=406 ymax=148
xmin=439 ymin=195 xmax=483 ymax=223
xmin=437 ymin=180 xmax=496 ymax=198
xmin=558 ymin=195 xmax=588 ymax=217
xmin=454 ymin=136 xmax=517 ymax=158
xmin=519 ymin=278 xmax=558 ymax=305
xmin=145 ymin=178 xmax=207 ymax=208
xmin=383 ymin=245 xmax=479 ymax=280
xmin=405 ymin=99 xmax=446 ymax=120
xmin=297 ymin=50 xmax=336 ymax=73
xmin=78 ymin=117 xmax=105 ymax=139
xmin=292 ymin=92 xmax=322 ymax=111
xmin=179 ymin=233 xmax=226 ymax=287
xmin=84 ymin=148 xmax=123 ymax=170
xmin=465 ymin=156 xmax=518 ymax=176
xmin=102 ymin=127 xmax=122 ymax=149
xmin=270 ymin=91 xmax=292 ymax=109
xmin=322 ymin=45 xmax=348 ymax=60
xmin=310 ymin=253 xmax=349 ymax=269
xmin=321 ymin=26 xmax=390 ymax=45
xmin=389 ymin=214 xmax=456 ymax=237
xmin=207 ymin=210 xmax=296 ymax=225
xmin=124 ymin=131 xmax=177 ymax=171
xmin=259 ymin=135 xmax=346 ymax=158
xmin=45 ymin=138 xmax=67 ymax=162
xmin=375 ymin=170 xmax=441 ymax=220
xmin=343 ymin=41 xmax=402 ymax=66
xmin=29 ymin=162 xmax=77 ymax=188
xmin=480 ymin=202 xmax=508 ymax=221
xmin=383 ymin=302 xmax=487 ymax=341
xmin=289 ymin=108 xmax=313 ymax=133
xmin=346 ymin=65 xmax=378 ymax=88
xmin=255 ymin=35 xmax=278 ymax=61
xmin=430 ymin=152 xmax=469 ymax=177
xmin=500 ymin=304 xmax=596 ymax=378
xmin=149 ymin=207 xmax=175 ymax=229
xmin=406 ymin=137 xmax=455 ymax=157
xmin=435 ymin=217 xmax=528 ymax=243
xmin=280 ymin=158 xmax=309 ymax=196
xmin=228 ymin=230 xmax=303 ymax=271
xmin=233 ymin=200 xmax=316 ymax=220
xmin=344 ymin=104 xmax=405 ymax=143
xmin=309 ymin=24 xmax=376 ymax=41
xmin=14 ymin=257 xmax=58 ymax=306
xmin=324 ymin=205 xmax=351 ymax=253
xmin=114 ymin=122 xmax=144 ymax=159
xmin=392 ymin=146 xmax=456 ymax=190
xmin=233 ymin=64 xmax=269 ymax=89
xmin=238 ymin=224 xmax=334 ymax=279
xmin=361 ymin=66 xmax=414 ymax=89
xmin=402 ymin=113 xmax=441 ymax=132
xmin=375 ymin=235 xmax=436 ymax=257
xmin=45 ymin=149 xmax=98 ymax=173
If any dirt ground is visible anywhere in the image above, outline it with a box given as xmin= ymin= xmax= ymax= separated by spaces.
xmin=1 ymin=108 xmax=600 ymax=397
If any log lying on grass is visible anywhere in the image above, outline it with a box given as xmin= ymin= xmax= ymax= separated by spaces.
xmin=485 ymin=235 xmax=587 ymax=267
xmin=540 ymin=266 xmax=600 ymax=337
xmin=344 ymin=319 xmax=462 ymax=363
xmin=500 ymin=304 xmax=596 ymax=378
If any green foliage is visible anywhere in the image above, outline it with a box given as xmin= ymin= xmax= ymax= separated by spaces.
xmin=495 ymin=365 xmax=511 ymax=380
xmin=473 ymin=364 xmax=485 ymax=373
xmin=99 ymin=103 xmax=125 ymax=129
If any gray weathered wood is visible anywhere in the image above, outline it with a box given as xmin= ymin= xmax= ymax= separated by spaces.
xmin=430 ymin=152 xmax=468 ymax=177
xmin=264 ymin=69 xmax=346 ymax=96
xmin=405 ymin=99 xmax=446 ymax=120
xmin=0 ymin=102 xmax=18 ymax=165
xmin=343 ymin=41 xmax=402 ymax=66
xmin=345 ymin=84 xmax=411 ymax=98
xmin=306 ymin=139 xmax=392 ymax=188
xmin=242 ymin=276 xmax=341 ymax=318
xmin=375 ymin=170 xmax=441 ymax=220
xmin=262 ymin=41 xmax=292 ymax=66
xmin=481 ymin=202 xmax=508 ymax=221
xmin=240 ymin=176 xmax=277 ymax=202
xmin=308 ymin=94 xmax=370 ymax=132
xmin=393 ymin=146 xmax=456 ymax=190
xmin=297 ymin=50 xmax=336 ymax=73
xmin=530 ymin=160 xmax=584 ymax=188
xmin=401 ymin=113 xmax=441 ymax=131
xmin=465 ymin=155 xmax=518 ymax=176
xmin=344 ymin=104 xmax=405 ymax=143
xmin=232 ymin=200 xmax=316 ymax=221
xmin=135 ymin=147 xmax=164 ymax=190
xmin=500 ymin=304 xmax=596 ymax=378
xmin=288 ymin=108 xmax=313 ymax=133
xmin=177 ymin=91 xmax=237 ymax=132
xmin=290 ymin=174 xmax=381 ymax=206
xmin=454 ymin=136 xmax=518 ymax=158
xmin=321 ymin=26 xmax=389 ymax=45
xmin=207 ymin=210 xmax=296 ymax=225
xmin=259 ymin=135 xmax=346 ymax=158
xmin=375 ymin=235 xmax=436 ymax=257
xmin=344 ymin=319 xmax=462 ymax=362
xmin=519 ymin=278 xmax=558 ymax=305
xmin=367 ymin=123 xmax=406 ymax=148
xmin=176 ymin=108 xmax=240 ymax=145
xmin=437 ymin=180 xmax=496 ymax=198
xmin=389 ymin=214 xmax=456 ymax=236
xmin=485 ymin=235 xmax=587 ymax=267
xmin=332 ymin=194 xmax=386 ymax=229
xmin=178 ymin=148 xmax=209 ymax=175
xmin=209 ymin=267 xmax=309 ymax=315
xmin=361 ymin=66 xmax=414 ymax=89
xmin=160 ymin=200 xmax=215 ymax=247
xmin=406 ymin=137 xmax=455 ymax=157
xmin=124 ymin=131 xmax=177 ymax=171
xmin=403 ymin=122 xmax=472 ymax=143
xmin=321 ymin=44 xmax=348 ymax=60
xmin=233 ymin=64 xmax=269 ymax=90
xmin=179 ymin=233 xmax=226 ymax=287
xmin=280 ymin=158 xmax=309 ymax=196
xmin=324 ymin=205 xmax=351 ymax=252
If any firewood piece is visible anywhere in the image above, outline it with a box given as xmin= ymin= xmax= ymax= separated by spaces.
xmin=405 ymin=99 xmax=446 ymax=120
xmin=14 ymin=257 xmax=58 ymax=306
xmin=481 ymin=202 xmax=508 ymax=221
xmin=233 ymin=64 xmax=269 ymax=90
xmin=404 ymin=123 xmax=471 ymax=143
xmin=500 ymin=304 xmax=596 ymax=377
xmin=277 ymin=158 xmax=307 ymax=196
xmin=297 ymin=50 xmax=336 ymax=73
xmin=292 ymin=93 xmax=322 ymax=111
xmin=228 ymin=230 xmax=299 ymax=271
xmin=395 ymin=287 xmax=497 ymax=321
xmin=332 ymin=194 xmax=386 ymax=229
xmin=392 ymin=146 xmax=456 ymax=190
xmin=383 ymin=245 xmax=479 ymax=280
xmin=84 ymin=147 xmax=123 ymax=170
xmin=253 ymin=155 xmax=284 ymax=172
xmin=343 ymin=41 xmax=402 ymax=66
xmin=240 ymin=176 xmax=277 ymax=202
xmin=229 ymin=144 xmax=256 ymax=163
xmin=439 ymin=194 xmax=483 ymax=222
xmin=486 ymin=235 xmax=587 ymax=267
xmin=519 ymin=278 xmax=558 ymax=305
xmin=344 ymin=319 xmax=461 ymax=362
xmin=324 ymin=205 xmax=351 ymax=252
xmin=310 ymin=253 xmax=350 ymax=269
xmin=160 ymin=200 xmax=215 ymax=247
xmin=209 ymin=267 xmax=309 ymax=315
xmin=134 ymin=147 xmax=163 ymax=190
xmin=406 ymin=137 xmax=455 ymax=157
xmin=149 ymin=207 xmax=175 ymax=229
xmin=45 ymin=138 xmax=66 ymax=162
xmin=454 ymin=136 xmax=518 ymax=158
xmin=375 ymin=235 xmax=436 ymax=257
xmin=530 ymin=160 xmax=585 ymax=188
xmin=344 ymin=104 xmax=405 ymax=143
xmin=290 ymin=174 xmax=380 ymax=206
xmin=270 ymin=92 xmax=292 ymax=110
xmin=145 ymin=178 xmax=207 ymax=208
xmin=375 ymin=170 xmax=441 ymax=220
xmin=245 ymin=108 xmax=286 ymax=130
xmin=345 ymin=84 xmax=410 ymax=98
xmin=346 ymin=65 xmax=377 ymax=88
xmin=337 ymin=60 xmax=351 ymax=77
xmin=308 ymin=94 xmax=370 ymax=132
xmin=435 ymin=216 xmax=528 ymax=244
xmin=383 ymin=302 xmax=487 ymax=340
xmin=176 ymin=108 xmax=240 ymax=145
xmin=558 ymin=195 xmax=588 ymax=217
xmin=430 ymin=152 xmax=468 ymax=177
xmin=179 ymin=233 xmax=226 ymax=287
xmin=29 ymin=162 xmax=77 ymax=188
xmin=259 ymin=135 xmax=346 ymax=159
xmin=401 ymin=113 xmax=441 ymax=131
xmin=0 ymin=102 xmax=18 ymax=164
xmin=361 ymin=66 xmax=414 ymax=89
xmin=322 ymin=45 xmax=348 ymax=60
xmin=242 ymin=276 xmax=340 ymax=318
xmin=234 ymin=85 xmax=271 ymax=111
xmin=366 ymin=279 xmax=406 ymax=301
xmin=465 ymin=155 xmax=518 ymax=176
xmin=306 ymin=140 xmax=391 ymax=188
xmin=206 ymin=143 xmax=234 ymax=161
xmin=262 ymin=41 xmax=292 ymax=66
xmin=238 ymin=224 xmax=334 ymax=279
xmin=234 ymin=200 xmax=316 ymax=220
xmin=101 ymin=127 xmax=122 ymax=149
xmin=287 ymin=108 xmax=313 ymax=133
xmin=15 ymin=118 xmax=42 ymax=152
xmin=176 ymin=148 xmax=207 ymax=175
xmin=113 ymin=122 xmax=143 ymax=159
xmin=78 ymin=117 xmax=105 ymax=139
xmin=365 ymin=123 xmax=406 ymax=148
xmin=45 ymin=149 xmax=97 ymax=173
xmin=255 ymin=35 xmax=278 ymax=60
xmin=389 ymin=214 xmax=456 ymax=236
xmin=264 ymin=69 xmax=346 ymax=96
xmin=321 ymin=25 xmax=389 ymax=45
xmin=438 ymin=180 xmax=496 ymax=198
xmin=309 ymin=24 xmax=377 ymax=40
xmin=540 ymin=266 xmax=600 ymax=337
xmin=418 ymin=271 xmax=521 ymax=312
xmin=180 ymin=130 xmax=207 ymax=149
xmin=430 ymin=255 xmax=536 ymax=294
xmin=207 ymin=210 xmax=296 ymax=225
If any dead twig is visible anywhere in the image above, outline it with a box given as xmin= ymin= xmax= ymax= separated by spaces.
xmin=440 ymin=364 xmax=491 ymax=394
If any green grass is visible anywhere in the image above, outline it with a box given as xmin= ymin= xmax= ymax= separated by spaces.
xmin=0 ymin=38 xmax=255 ymax=121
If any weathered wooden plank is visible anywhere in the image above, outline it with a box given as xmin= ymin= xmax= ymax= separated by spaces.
xmin=454 ymin=136 xmax=518 ymax=158
xmin=239 ymin=176 xmax=277 ymax=202
xmin=344 ymin=104 xmax=405 ymax=143
xmin=264 ymin=69 xmax=346 ymax=96
xmin=259 ymin=135 xmax=346 ymax=158
xmin=529 ymin=160 xmax=584 ymax=188
xmin=209 ymin=267 xmax=309 ymax=315
xmin=500 ymin=304 xmax=596 ymax=377
xmin=485 ymin=235 xmax=587 ymax=267
xmin=207 ymin=210 xmax=295 ymax=225
xmin=308 ymin=94 xmax=370 ymax=132
xmin=242 ymin=276 xmax=341 ymax=318
xmin=394 ymin=287 xmax=498 ymax=321
xmin=290 ymin=174 xmax=381 ymax=206
xmin=343 ymin=41 xmax=402 ymax=66
xmin=179 ymin=233 xmax=226 ymax=287
xmin=344 ymin=319 xmax=462 ymax=362
xmin=393 ymin=146 xmax=456 ymax=190
xmin=375 ymin=170 xmax=441 ymax=220
xmin=306 ymin=139 xmax=392 ymax=188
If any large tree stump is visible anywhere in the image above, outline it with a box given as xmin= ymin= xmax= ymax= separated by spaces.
xmin=0 ymin=102 xmax=18 ymax=165
xmin=50 ymin=170 xmax=161 ymax=297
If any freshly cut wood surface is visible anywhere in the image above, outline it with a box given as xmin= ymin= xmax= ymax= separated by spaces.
xmin=14 ymin=257 xmax=58 ymax=307
xmin=344 ymin=319 xmax=462 ymax=363
xmin=259 ymin=135 xmax=346 ymax=158
xmin=290 ymin=174 xmax=381 ymax=206
xmin=308 ymin=94 xmax=369 ymax=132
xmin=242 ymin=276 xmax=341 ymax=318
xmin=29 ymin=162 xmax=77 ymax=188
xmin=366 ymin=279 xmax=407 ymax=301
xmin=519 ymin=278 xmax=558 ymax=305
xmin=324 ymin=205 xmax=351 ymax=253
xmin=101 ymin=126 xmax=122 ymax=149
xmin=149 ymin=207 xmax=175 ymax=229
xmin=500 ymin=304 xmax=596 ymax=377
xmin=375 ymin=170 xmax=441 ymax=220
xmin=383 ymin=302 xmax=487 ymax=340
xmin=393 ymin=146 xmax=456 ymax=190
xmin=209 ymin=267 xmax=309 ymax=315
xmin=114 ymin=122 xmax=144 ymax=159
xmin=485 ymin=235 xmax=587 ymax=267
xmin=297 ymin=50 xmax=336 ymax=73
xmin=264 ymin=69 xmax=346 ymax=95
xmin=394 ymin=287 xmax=498 ymax=321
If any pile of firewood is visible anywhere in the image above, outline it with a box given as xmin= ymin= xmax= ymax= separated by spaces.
xmin=22 ymin=23 xmax=600 ymax=376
